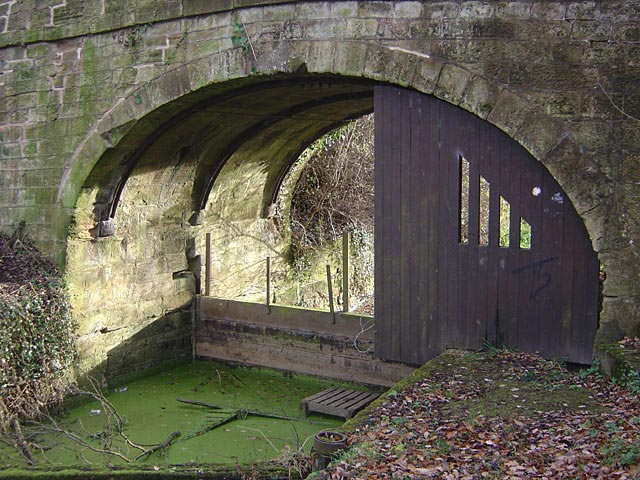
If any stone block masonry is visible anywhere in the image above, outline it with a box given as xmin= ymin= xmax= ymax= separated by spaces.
xmin=0 ymin=1 xmax=639 ymax=380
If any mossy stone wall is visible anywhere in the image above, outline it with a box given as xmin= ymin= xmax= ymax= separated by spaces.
xmin=0 ymin=1 xmax=639 ymax=378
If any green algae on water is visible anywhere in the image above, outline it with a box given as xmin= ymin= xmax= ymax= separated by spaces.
xmin=0 ymin=361 xmax=348 ymax=473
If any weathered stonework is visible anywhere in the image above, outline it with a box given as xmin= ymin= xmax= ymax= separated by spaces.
xmin=1 ymin=0 xmax=639 ymax=379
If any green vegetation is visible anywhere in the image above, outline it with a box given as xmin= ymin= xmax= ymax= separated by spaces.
xmin=0 ymin=224 xmax=77 ymax=463
xmin=231 ymin=22 xmax=250 ymax=54
xmin=286 ymin=114 xmax=375 ymax=313
xmin=0 ymin=361 xmax=345 ymax=477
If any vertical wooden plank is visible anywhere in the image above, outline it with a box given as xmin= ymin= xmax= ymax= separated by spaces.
xmin=326 ymin=264 xmax=335 ymax=320
xmin=205 ymin=232 xmax=212 ymax=296
xmin=560 ymin=187 xmax=598 ymax=364
xmin=395 ymin=90 xmax=410 ymax=363
xmin=516 ymin=155 xmax=544 ymax=355
xmin=405 ymin=90 xmax=421 ymax=363
xmin=439 ymin=100 xmax=462 ymax=350
xmin=425 ymin=94 xmax=441 ymax=360
xmin=456 ymin=111 xmax=474 ymax=349
xmin=388 ymin=88 xmax=404 ymax=361
xmin=497 ymin=135 xmax=518 ymax=348
xmin=565 ymin=210 xmax=583 ymax=360
xmin=566 ymin=203 xmax=598 ymax=362
xmin=374 ymin=86 xmax=404 ymax=361
xmin=342 ymin=231 xmax=350 ymax=313
xmin=468 ymin=114 xmax=491 ymax=349
xmin=374 ymin=86 xmax=387 ymax=358
xmin=435 ymin=97 xmax=450 ymax=351
xmin=538 ymin=172 xmax=565 ymax=358
xmin=512 ymin=148 xmax=534 ymax=354
xmin=411 ymin=90 xmax=430 ymax=363
xmin=484 ymin=126 xmax=501 ymax=346
xmin=266 ymin=256 xmax=271 ymax=313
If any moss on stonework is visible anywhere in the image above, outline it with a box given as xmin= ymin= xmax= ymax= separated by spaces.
xmin=596 ymin=342 xmax=640 ymax=381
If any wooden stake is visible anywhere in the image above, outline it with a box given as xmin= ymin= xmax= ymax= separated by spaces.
xmin=266 ymin=256 xmax=271 ymax=314
xmin=326 ymin=264 xmax=335 ymax=323
xmin=342 ymin=231 xmax=350 ymax=313
xmin=205 ymin=232 xmax=211 ymax=296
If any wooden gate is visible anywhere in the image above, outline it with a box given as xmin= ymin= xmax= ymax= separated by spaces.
xmin=374 ymin=86 xmax=599 ymax=365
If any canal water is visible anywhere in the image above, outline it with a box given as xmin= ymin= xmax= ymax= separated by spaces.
xmin=1 ymin=361 xmax=350 ymax=469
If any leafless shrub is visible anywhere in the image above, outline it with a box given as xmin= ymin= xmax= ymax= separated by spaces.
xmin=289 ymin=114 xmax=374 ymax=261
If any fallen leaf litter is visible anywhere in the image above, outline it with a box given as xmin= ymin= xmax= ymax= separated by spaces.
xmin=319 ymin=349 xmax=640 ymax=479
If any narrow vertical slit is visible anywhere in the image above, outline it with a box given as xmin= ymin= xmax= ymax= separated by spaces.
xmin=479 ymin=176 xmax=490 ymax=246
xmin=459 ymin=156 xmax=469 ymax=244
xmin=499 ymin=196 xmax=510 ymax=248
xmin=520 ymin=218 xmax=532 ymax=249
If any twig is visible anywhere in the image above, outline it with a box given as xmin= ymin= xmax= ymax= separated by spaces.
xmin=242 ymin=22 xmax=257 ymax=62
xmin=176 ymin=398 xmax=224 ymax=409
xmin=237 ymin=426 xmax=280 ymax=454
xmin=134 ymin=431 xmax=180 ymax=461
xmin=39 ymin=415 xmax=132 ymax=463
xmin=192 ymin=376 xmax=212 ymax=393
xmin=11 ymin=418 xmax=35 ymax=465
xmin=596 ymin=71 xmax=640 ymax=122
xmin=180 ymin=412 xmax=239 ymax=442
xmin=176 ymin=398 xmax=304 ymax=422
xmin=354 ymin=317 xmax=375 ymax=354
xmin=622 ymin=417 xmax=640 ymax=432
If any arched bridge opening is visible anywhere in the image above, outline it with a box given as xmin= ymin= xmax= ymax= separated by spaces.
xmin=67 ymin=75 xmax=380 ymax=381
xmin=67 ymin=75 xmax=599 ymax=385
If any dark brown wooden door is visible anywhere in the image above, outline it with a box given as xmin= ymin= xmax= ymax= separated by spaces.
xmin=374 ymin=86 xmax=599 ymax=365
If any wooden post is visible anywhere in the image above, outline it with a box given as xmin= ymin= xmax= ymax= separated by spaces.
xmin=342 ymin=231 xmax=350 ymax=313
xmin=205 ymin=232 xmax=211 ymax=296
xmin=266 ymin=256 xmax=271 ymax=314
xmin=326 ymin=264 xmax=335 ymax=323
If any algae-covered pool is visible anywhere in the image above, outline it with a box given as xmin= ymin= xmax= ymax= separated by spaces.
xmin=1 ymin=361 xmax=354 ymax=472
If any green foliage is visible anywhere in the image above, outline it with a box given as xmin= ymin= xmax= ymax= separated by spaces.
xmin=1 ymin=285 xmax=75 ymax=386
xmin=349 ymin=228 xmax=374 ymax=295
xmin=0 ymin=226 xmax=77 ymax=433
xmin=613 ymin=369 xmax=640 ymax=395
xmin=601 ymin=434 xmax=640 ymax=467
xmin=520 ymin=218 xmax=532 ymax=249
xmin=283 ymin=115 xmax=375 ymax=312
xmin=231 ymin=22 xmax=250 ymax=54
xmin=392 ymin=417 xmax=409 ymax=427
xmin=577 ymin=358 xmax=602 ymax=380
xmin=122 ymin=23 xmax=152 ymax=48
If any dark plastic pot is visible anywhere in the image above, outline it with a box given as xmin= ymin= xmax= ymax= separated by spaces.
xmin=313 ymin=430 xmax=347 ymax=456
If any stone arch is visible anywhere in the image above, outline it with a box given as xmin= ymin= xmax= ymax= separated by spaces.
xmin=58 ymin=40 xmax=602 ymax=249
xmin=61 ymin=39 xmax=605 ymax=379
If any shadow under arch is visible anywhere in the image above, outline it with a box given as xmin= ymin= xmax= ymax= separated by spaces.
xmin=72 ymin=75 xmax=376 ymax=237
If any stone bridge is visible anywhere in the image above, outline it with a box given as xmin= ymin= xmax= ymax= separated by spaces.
xmin=1 ymin=0 xmax=639 ymax=381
